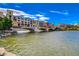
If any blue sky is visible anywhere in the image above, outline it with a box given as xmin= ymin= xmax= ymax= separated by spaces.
xmin=0 ymin=3 xmax=79 ymax=26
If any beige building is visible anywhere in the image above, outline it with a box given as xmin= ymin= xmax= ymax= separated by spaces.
xmin=12 ymin=15 xmax=27 ymax=28
xmin=12 ymin=16 xmax=22 ymax=28
xmin=0 ymin=9 xmax=42 ymax=29
xmin=6 ymin=10 xmax=13 ymax=20
xmin=12 ymin=20 xmax=18 ymax=27
xmin=0 ymin=11 xmax=4 ymax=18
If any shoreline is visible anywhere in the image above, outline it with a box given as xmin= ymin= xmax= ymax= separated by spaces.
xmin=0 ymin=30 xmax=79 ymax=39
xmin=0 ymin=47 xmax=16 ymax=56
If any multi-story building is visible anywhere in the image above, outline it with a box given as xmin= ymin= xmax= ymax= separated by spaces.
xmin=12 ymin=15 xmax=26 ymax=28
xmin=24 ymin=17 xmax=33 ymax=28
xmin=31 ymin=20 xmax=40 ymax=30
xmin=0 ymin=9 xmax=52 ymax=31
xmin=6 ymin=10 xmax=13 ymax=20
xmin=12 ymin=15 xmax=35 ymax=29
xmin=0 ymin=11 xmax=4 ymax=18
xmin=12 ymin=15 xmax=21 ymax=27
xmin=38 ymin=21 xmax=45 ymax=28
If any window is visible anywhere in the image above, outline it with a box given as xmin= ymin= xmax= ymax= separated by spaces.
xmin=21 ymin=21 xmax=24 ymax=25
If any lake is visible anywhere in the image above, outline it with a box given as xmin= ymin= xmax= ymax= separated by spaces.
xmin=0 ymin=31 xmax=79 ymax=56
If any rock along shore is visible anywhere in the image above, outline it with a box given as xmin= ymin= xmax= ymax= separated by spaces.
xmin=0 ymin=47 xmax=16 ymax=56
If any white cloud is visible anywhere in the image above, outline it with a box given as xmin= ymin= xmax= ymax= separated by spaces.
xmin=24 ymin=14 xmax=35 ymax=18
xmin=0 ymin=8 xmax=7 ymax=11
xmin=0 ymin=8 xmax=29 ymax=16
xmin=31 ymin=17 xmax=38 ymax=20
xmin=44 ymin=21 xmax=48 ymax=22
xmin=0 ymin=8 xmax=7 ymax=15
xmin=35 ymin=14 xmax=50 ymax=21
xmin=0 ymin=8 xmax=50 ymax=21
xmin=29 ymin=16 xmax=36 ymax=19
xmin=50 ymin=10 xmax=69 ymax=15
xmin=8 ymin=9 xmax=27 ymax=15
xmin=39 ymin=16 xmax=49 ymax=21
xmin=35 ymin=14 xmax=44 ymax=17
xmin=74 ymin=23 xmax=78 ymax=25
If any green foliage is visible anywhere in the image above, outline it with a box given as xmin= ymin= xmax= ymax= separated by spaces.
xmin=0 ymin=17 xmax=12 ymax=30
xmin=0 ymin=17 xmax=3 ymax=30
xmin=61 ymin=25 xmax=79 ymax=31
xmin=3 ymin=17 xmax=12 ymax=30
xmin=39 ymin=27 xmax=47 ymax=32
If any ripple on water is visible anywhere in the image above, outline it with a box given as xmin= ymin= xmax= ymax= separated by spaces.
xmin=0 ymin=31 xmax=79 ymax=56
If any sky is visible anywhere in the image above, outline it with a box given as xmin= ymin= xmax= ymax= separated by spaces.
xmin=0 ymin=3 xmax=79 ymax=26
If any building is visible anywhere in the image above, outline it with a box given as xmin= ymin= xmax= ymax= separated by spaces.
xmin=12 ymin=16 xmax=21 ymax=27
xmin=6 ymin=10 xmax=13 ymax=21
xmin=12 ymin=15 xmax=35 ymax=29
xmin=38 ymin=21 xmax=45 ymax=28
xmin=24 ymin=17 xmax=33 ymax=28
xmin=12 ymin=15 xmax=26 ymax=28
xmin=0 ymin=11 xmax=4 ymax=18
xmin=0 ymin=9 xmax=53 ymax=31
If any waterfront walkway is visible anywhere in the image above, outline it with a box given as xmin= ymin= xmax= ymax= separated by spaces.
xmin=12 ymin=28 xmax=30 ymax=34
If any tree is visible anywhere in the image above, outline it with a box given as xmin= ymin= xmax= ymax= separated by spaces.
xmin=3 ymin=17 xmax=12 ymax=30
xmin=0 ymin=17 xmax=3 ymax=30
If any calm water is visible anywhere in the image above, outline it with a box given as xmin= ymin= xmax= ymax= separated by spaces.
xmin=0 ymin=31 xmax=79 ymax=56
